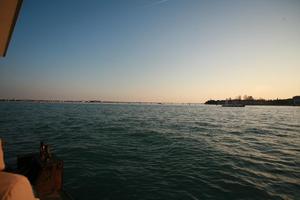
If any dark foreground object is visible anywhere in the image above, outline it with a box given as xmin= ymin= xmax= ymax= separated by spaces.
xmin=17 ymin=143 xmax=72 ymax=200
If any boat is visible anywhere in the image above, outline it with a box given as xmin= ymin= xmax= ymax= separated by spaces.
xmin=8 ymin=142 xmax=73 ymax=200
xmin=18 ymin=142 xmax=73 ymax=200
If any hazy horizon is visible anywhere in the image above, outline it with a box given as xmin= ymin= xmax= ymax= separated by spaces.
xmin=1 ymin=0 xmax=300 ymax=103
xmin=0 ymin=94 xmax=299 ymax=104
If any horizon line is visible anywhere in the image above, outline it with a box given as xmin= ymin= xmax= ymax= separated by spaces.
xmin=0 ymin=95 xmax=299 ymax=104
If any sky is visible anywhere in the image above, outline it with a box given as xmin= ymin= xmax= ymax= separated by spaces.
xmin=0 ymin=0 xmax=300 ymax=103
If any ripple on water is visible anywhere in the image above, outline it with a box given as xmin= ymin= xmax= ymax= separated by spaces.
xmin=0 ymin=103 xmax=299 ymax=200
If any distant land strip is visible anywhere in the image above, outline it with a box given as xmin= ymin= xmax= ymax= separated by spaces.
xmin=1 ymin=96 xmax=300 ymax=106
xmin=0 ymin=99 xmax=196 ymax=105
xmin=205 ymin=95 xmax=300 ymax=106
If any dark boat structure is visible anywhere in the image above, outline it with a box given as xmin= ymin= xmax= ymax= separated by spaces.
xmin=15 ymin=142 xmax=73 ymax=200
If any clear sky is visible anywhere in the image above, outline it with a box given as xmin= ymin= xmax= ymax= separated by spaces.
xmin=0 ymin=0 xmax=299 ymax=103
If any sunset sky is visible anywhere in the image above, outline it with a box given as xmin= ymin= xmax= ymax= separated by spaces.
xmin=0 ymin=0 xmax=299 ymax=103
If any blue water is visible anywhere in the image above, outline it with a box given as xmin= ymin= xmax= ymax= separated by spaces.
xmin=0 ymin=102 xmax=299 ymax=200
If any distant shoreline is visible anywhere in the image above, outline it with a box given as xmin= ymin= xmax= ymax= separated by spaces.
xmin=1 ymin=97 xmax=300 ymax=106
xmin=205 ymin=96 xmax=300 ymax=106
xmin=0 ymin=99 xmax=201 ymax=105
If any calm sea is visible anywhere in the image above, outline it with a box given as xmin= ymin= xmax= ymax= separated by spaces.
xmin=0 ymin=102 xmax=299 ymax=200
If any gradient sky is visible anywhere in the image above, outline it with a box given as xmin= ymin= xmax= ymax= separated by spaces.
xmin=0 ymin=0 xmax=299 ymax=103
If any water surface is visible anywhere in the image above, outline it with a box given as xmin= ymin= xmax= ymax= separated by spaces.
xmin=0 ymin=102 xmax=299 ymax=200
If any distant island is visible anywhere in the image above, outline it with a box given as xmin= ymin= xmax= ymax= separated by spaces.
xmin=205 ymin=95 xmax=300 ymax=106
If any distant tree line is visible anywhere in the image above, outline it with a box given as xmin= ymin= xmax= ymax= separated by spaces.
xmin=205 ymin=95 xmax=296 ymax=106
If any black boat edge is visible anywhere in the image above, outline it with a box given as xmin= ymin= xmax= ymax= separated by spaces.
xmin=6 ymin=142 xmax=73 ymax=200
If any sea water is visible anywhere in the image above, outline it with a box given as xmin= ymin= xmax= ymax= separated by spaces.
xmin=0 ymin=102 xmax=299 ymax=200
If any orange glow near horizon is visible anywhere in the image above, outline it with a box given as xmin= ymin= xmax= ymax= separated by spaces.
xmin=0 ymin=1 xmax=299 ymax=103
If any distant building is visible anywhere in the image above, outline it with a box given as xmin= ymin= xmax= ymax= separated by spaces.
xmin=293 ymin=96 xmax=300 ymax=106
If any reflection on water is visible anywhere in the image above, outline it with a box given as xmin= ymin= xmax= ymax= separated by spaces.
xmin=0 ymin=102 xmax=299 ymax=200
